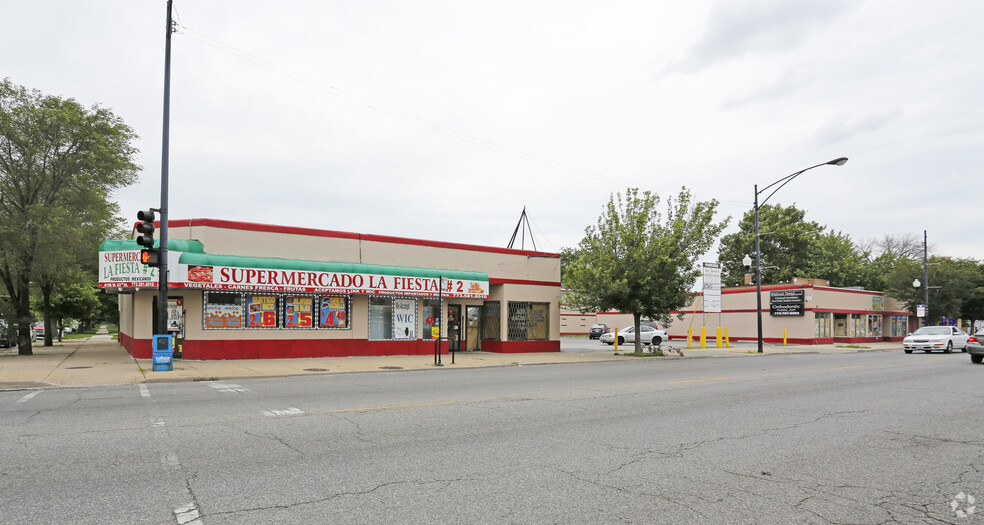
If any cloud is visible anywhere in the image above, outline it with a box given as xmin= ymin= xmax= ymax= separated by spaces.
xmin=679 ymin=0 xmax=855 ymax=70
xmin=814 ymin=108 xmax=904 ymax=144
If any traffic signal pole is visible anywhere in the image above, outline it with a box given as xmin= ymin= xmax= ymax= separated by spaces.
xmin=157 ymin=0 xmax=173 ymax=337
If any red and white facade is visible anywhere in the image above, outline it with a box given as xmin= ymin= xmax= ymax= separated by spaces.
xmin=100 ymin=219 xmax=561 ymax=360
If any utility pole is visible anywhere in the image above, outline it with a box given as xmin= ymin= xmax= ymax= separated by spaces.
xmin=157 ymin=0 xmax=173 ymax=336
xmin=923 ymin=230 xmax=929 ymax=323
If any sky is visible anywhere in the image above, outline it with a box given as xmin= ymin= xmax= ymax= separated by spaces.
xmin=3 ymin=0 xmax=982 ymax=264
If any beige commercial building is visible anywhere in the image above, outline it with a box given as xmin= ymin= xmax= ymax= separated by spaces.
xmin=99 ymin=219 xmax=561 ymax=360
xmin=562 ymin=278 xmax=916 ymax=344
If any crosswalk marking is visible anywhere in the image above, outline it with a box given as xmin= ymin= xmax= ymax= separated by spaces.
xmin=139 ymin=385 xmax=150 ymax=398
xmin=206 ymin=381 xmax=248 ymax=393
xmin=174 ymin=502 xmax=202 ymax=525
xmin=17 ymin=391 xmax=40 ymax=403
xmin=263 ymin=407 xmax=305 ymax=417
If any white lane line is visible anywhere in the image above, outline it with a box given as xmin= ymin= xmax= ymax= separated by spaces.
xmin=17 ymin=391 xmax=40 ymax=403
xmin=262 ymin=407 xmax=305 ymax=417
xmin=174 ymin=502 xmax=202 ymax=525
xmin=139 ymin=385 xmax=150 ymax=398
xmin=151 ymin=418 xmax=166 ymax=428
xmin=206 ymin=381 xmax=248 ymax=393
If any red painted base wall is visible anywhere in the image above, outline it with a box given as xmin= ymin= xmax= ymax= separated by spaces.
xmin=119 ymin=332 xmax=559 ymax=360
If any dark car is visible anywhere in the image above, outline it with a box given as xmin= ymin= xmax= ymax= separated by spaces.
xmin=968 ymin=331 xmax=984 ymax=364
xmin=589 ymin=324 xmax=609 ymax=339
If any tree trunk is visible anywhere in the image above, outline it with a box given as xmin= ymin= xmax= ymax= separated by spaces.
xmin=15 ymin=273 xmax=33 ymax=355
xmin=633 ymin=313 xmax=642 ymax=353
xmin=41 ymin=279 xmax=54 ymax=346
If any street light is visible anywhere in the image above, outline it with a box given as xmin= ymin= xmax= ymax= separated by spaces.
xmin=751 ymin=157 xmax=848 ymax=353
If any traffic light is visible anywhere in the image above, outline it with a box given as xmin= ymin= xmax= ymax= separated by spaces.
xmin=136 ymin=209 xmax=156 ymax=248
xmin=136 ymin=209 xmax=160 ymax=267
xmin=140 ymin=249 xmax=161 ymax=266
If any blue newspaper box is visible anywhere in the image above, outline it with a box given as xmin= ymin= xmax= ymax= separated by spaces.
xmin=152 ymin=334 xmax=173 ymax=371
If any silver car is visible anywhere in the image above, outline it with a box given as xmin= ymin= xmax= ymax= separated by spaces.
xmin=600 ymin=325 xmax=667 ymax=346
xmin=902 ymin=326 xmax=969 ymax=354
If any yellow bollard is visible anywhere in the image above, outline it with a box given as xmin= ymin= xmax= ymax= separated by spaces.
xmin=725 ymin=328 xmax=731 ymax=348
xmin=783 ymin=328 xmax=787 ymax=346
xmin=700 ymin=327 xmax=706 ymax=349
xmin=716 ymin=327 xmax=722 ymax=348
xmin=614 ymin=328 xmax=619 ymax=352
xmin=688 ymin=328 xmax=693 ymax=349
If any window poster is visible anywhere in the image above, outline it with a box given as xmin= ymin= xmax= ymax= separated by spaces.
xmin=320 ymin=296 xmax=347 ymax=328
xmin=284 ymin=296 xmax=314 ymax=328
xmin=167 ymin=298 xmax=184 ymax=332
xmin=393 ymin=298 xmax=416 ymax=340
xmin=205 ymin=303 xmax=243 ymax=329
xmin=247 ymin=295 xmax=278 ymax=328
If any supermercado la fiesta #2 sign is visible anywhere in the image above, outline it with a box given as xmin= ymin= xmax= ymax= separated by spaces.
xmin=99 ymin=248 xmax=488 ymax=299
xmin=175 ymin=265 xmax=488 ymax=298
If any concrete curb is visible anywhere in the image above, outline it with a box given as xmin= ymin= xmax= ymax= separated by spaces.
xmin=0 ymin=330 xmax=903 ymax=391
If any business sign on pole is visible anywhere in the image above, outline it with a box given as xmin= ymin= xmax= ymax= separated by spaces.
xmin=770 ymin=289 xmax=805 ymax=316
xmin=702 ymin=262 xmax=722 ymax=313
xmin=917 ymin=304 xmax=926 ymax=318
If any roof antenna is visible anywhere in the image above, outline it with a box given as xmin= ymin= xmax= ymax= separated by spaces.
xmin=507 ymin=207 xmax=538 ymax=251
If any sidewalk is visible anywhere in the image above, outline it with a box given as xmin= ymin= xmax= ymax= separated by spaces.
xmin=0 ymin=328 xmax=899 ymax=390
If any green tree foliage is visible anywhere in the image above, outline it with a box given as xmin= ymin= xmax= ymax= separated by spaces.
xmin=0 ymin=78 xmax=138 ymax=354
xmin=883 ymin=256 xmax=984 ymax=323
xmin=719 ymin=204 xmax=881 ymax=288
xmin=717 ymin=204 xmax=823 ymax=286
xmin=806 ymin=231 xmax=870 ymax=288
xmin=563 ymin=187 xmax=729 ymax=352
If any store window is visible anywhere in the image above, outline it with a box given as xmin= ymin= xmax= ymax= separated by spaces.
xmin=891 ymin=315 xmax=908 ymax=337
xmin=318 ymin=296 xmax=349 ymax=329
xmin=246 ymin=294 xmax=279 ymax=328
xmin=814 ymin=312 xmax=831 ymax=338
xmin=867 ymin=314 xmax=882 ymax=337
xmin=851 ymin=314 xmax=865 ymax=337
xmin=422 ymin=299 xmax=441 ymax=340
xmin=507 ymin=302 xmax=549 ymax=341
xmin=284 ymin=296 xmax=315 ymax=329
xmin=369 ymin=296 xmax=417 ymax=340
xmin=204 ymin=292 xmax=243 ymax=329
xmin=482 ymin=301 xmax=501 ymax=341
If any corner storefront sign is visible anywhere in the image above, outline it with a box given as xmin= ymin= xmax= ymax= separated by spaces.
xmin=99 ymin=247 xmax=488 ymax=299
xmin=174 ymin=264 xmax=487 ymax=298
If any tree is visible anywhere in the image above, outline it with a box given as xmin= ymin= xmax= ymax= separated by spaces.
xmin=717 ymin=204 xmax=824 ymax=286
xmin=883 ymin=256 xmax=983 ymax=324
xmin=806 ymin=230 xmax=869 ymax=288
xmin=563 ymin=187 xmax=729 ymax=352
xmin=0 ymin=78 xmax=138 ymax=354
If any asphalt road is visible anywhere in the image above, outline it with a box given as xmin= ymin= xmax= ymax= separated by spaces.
xmin=2 ymin=349 xmax=981 ymax=524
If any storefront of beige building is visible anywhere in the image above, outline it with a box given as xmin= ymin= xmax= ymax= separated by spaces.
xmin=669 ymin=279 xmax=915 ymax=345
xmin=99 ymin=219 xmax=561 ymax=360
xmin=562 ymin=278 xmax=915 ymax=344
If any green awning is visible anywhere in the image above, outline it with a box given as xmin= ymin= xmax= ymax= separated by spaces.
xmin=99 ymin=239 xmax=205 ymax=253
xmin=178 ymin=252 xmax=488 ymax=282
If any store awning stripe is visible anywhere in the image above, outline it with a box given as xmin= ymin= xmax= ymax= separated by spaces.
xmin=99 ymin=239 xmax=205 ymax=253
xmin=177 ymin=252 xmax=488 ymax=282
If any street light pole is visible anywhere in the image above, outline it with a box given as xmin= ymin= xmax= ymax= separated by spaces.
xmin=752 ymin=157 xmax=848 ymax=353
xmin=923 ymin=229 xmax=929 ymax=322
xmin=754 ymin=184 xmax=763 ymax=353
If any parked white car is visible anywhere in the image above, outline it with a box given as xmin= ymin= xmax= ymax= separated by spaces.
xmin=600 ymin=325 xmax=667 ymax=346
xmin=903 ymin=326 xmax=970 ymax=354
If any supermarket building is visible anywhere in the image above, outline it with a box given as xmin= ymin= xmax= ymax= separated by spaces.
xmin=99 ymin=219 xmax=561 ymax=360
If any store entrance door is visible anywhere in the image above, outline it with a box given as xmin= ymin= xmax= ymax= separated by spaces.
xmin=447 ymin=304 xmax=462 ymax=352
xmin=465 ymin=305 xmax=482 ymax=351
